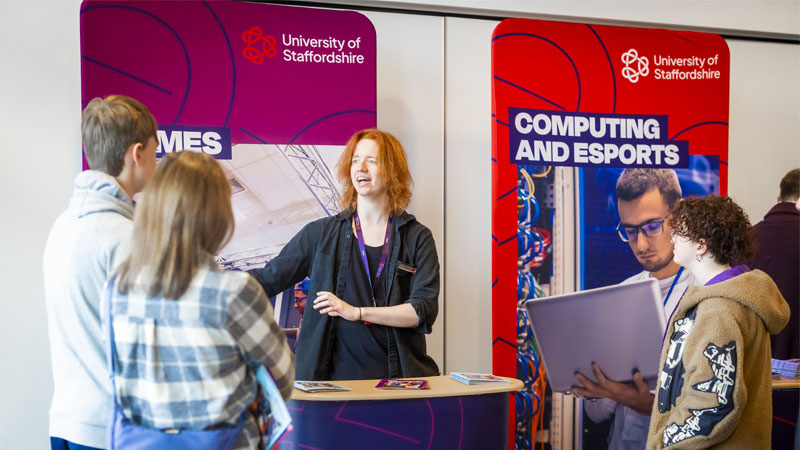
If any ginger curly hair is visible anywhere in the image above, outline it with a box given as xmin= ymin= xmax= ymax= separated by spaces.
xmin=668 ymin=195 xmax=754 ymax=265
xmin=336 ymin=128 xmax=412 ymax=216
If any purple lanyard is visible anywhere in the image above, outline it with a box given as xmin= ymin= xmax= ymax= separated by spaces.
xmin=661 ymin=267 xmax=686 ymax=344
xmin=354 ymin=211 xmax=392 ymax=307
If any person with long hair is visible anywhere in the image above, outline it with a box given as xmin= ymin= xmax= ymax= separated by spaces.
xmin=107 ymin=151 xmax=294 ymax=449
xmin=249 ymin=128 xmax=440 ymax=381
xmin=645 ymin=195 xmax=789 ymax=449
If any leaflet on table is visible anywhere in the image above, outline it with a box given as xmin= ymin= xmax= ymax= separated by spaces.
xmin=255 ymin=366 xmax=292 ymax=448
xmin=450 ymin=372 xmax=510 ymax=385
xmin=375 ymin=378 xmax=430 ymax=389
xmin=293 ymin=381 xmax=351 ymax=392
xmin=771 ymin=358 xmax=800 ymax=379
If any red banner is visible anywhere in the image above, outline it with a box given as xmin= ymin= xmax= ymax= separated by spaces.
xmin=491 ymin=18 xmax=729 ymax=449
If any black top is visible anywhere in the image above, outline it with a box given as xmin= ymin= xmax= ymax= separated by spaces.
xmin=248 ymin=210 xmax=441 ymax=381
xmin=330 ymin=243 xmax=390 ymax=380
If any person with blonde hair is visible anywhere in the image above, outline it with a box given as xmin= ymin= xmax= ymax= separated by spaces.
xmin=249 ymin=128 xmax=441 ymax=381
xmin=43 ymin=95 xmax=158 ymax=450
xmin=646 ymin=195 xmax=789 ymax=449
xmin=106 ymin=151 xmax=294 ymax=449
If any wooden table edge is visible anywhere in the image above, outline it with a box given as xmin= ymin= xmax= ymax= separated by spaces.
xmin=291 ymin=375 xmax=524 ymax=401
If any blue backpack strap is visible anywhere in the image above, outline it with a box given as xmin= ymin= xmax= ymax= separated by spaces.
xmin=104 ymin=274 xmax=119 ymax=401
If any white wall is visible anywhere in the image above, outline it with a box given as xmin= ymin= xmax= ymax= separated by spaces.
xmin=1 ymin=1 xmax=798 ymax=449
xmin=1 ymin=1 xmax=82 ymax=449
xmin=728 ymin=40 xmax=800 ymax=221
xmin=362 ymin=9 xmax=447 ymax=367
xmin=443 ymin=17 xmax=496 ymax=372
xmin=293 ymin=0 xmax=800 ymax=37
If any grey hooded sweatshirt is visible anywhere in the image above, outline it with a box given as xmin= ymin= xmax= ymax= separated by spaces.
xmin=43 ymin=170 xmax=135 ymax=448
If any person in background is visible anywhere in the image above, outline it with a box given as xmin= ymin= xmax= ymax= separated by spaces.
xmin=573 ymin=169 xmax=696 ymax=450
xmin=750 ymin=168 xmax=799 ymax=360
xmin=106 ymin=151 xmax=294 ymax=449
xmin=293 ymin=279 xmax=309 ymax=320
xmin=43 ymin=95 xmax=158 ymax=450
xmin=283 ymin=279 xmax=309 ymax=343
xmin=646 ymin=195 xmax=788 ymax=449
xmin=249 ymin=128 xmax=440 ymax=381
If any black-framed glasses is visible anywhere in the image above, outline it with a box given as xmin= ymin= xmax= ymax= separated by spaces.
xmin=617 ymin=218 xmax=667 ymax=242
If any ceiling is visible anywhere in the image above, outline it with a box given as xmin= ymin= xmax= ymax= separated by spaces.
xmin=218 ymin=143 xmax=345 ymax=260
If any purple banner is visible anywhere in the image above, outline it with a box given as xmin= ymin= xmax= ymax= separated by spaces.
xmin=80 ymin=0 xmax=376 ymax=152
xmin=508 ymin=108 xmax=689 ymax=168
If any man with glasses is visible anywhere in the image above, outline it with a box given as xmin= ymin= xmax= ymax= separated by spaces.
xmin=574 ymin=169 xmax=696 ymax=450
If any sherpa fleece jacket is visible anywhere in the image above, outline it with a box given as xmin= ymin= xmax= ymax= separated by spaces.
xmin=646 ymin=269 xmax=790 ymax=449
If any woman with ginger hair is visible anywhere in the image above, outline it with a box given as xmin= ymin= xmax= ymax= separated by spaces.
xmin=645 ymin=195 xmax=789 ymax=449
xmin=249 ymin=128 xmax=440 ymax=381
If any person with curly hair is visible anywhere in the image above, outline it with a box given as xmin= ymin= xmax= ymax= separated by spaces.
xmin=645 ymin=195 xmax=789 ymax=449
xmin=248 ymin=129 xmax=440 ymax=381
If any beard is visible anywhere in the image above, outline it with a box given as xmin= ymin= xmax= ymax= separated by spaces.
xmin=638 ymin=251 xmax=674 ymax=273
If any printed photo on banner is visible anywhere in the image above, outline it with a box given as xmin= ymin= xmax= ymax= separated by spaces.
xmin=580 ymin=161 xmax=720 ymax=289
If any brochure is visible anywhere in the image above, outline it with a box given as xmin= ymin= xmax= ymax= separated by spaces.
xmin=255 ymin=366 xmax=292 ymax=449
xmin=293 ymin=381 xmax=351 ymax=393
xmin=375 ymin=378 xmax=430 ymax=389
xmin=450 ymin=372 xmax=510 ymax=385
xmin=771 ymin=358 xmax=800 ymax=379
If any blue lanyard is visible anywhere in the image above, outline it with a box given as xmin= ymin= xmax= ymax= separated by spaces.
xmin=663 ymin=266 xmax=684 ymax=307
xmin=354 ymin=211 xmax=392 ymax=307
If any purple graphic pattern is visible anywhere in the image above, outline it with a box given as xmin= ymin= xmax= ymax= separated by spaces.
xmin=80 ymin=0 xmax=376 ymax=149
xmin=281 ymin=394 xmax=510 ymax=450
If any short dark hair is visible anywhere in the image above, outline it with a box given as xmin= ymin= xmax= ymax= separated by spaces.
xmin=668 ymin=195 xmax=754 ymax=265
xmin=81 ymin=95 xmax=158 ymax=176
xmin=779 ymin=168 xmax=800 ymax=202
xmin=616 ymin=169 xmax=682 ymax=209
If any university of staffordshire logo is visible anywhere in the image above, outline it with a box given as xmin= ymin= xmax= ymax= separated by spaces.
xmin=242 ymin=27 xmax=276 ymax=65
xmin=621 ymin=49 xmax=649 ymax=83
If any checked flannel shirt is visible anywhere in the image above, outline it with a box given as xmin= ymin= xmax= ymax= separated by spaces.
xmin=105 ymin=263 xmax=295 ymax=449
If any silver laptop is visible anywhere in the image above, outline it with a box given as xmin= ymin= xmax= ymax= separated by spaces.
xmin=524 ymin=278 xmax=666 ymax=393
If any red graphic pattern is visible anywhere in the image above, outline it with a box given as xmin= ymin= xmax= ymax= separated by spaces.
xmin=242 ymin=26 xmax=276 ymax=64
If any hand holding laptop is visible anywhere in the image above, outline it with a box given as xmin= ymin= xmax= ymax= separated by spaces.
xmin=571 ymin=362 xmax=654 ymax=416
xmin=523 ymin=279 xmax=665 ymax=394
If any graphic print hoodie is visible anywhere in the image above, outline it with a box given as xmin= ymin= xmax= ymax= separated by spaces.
xmin=645 ymin=269 xmax=789 ymax=449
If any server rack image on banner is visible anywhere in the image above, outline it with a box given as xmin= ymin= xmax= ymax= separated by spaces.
xmin=515 ymin=164 xmax=555 ymax=450
xmin=492 ymin=18 xmax=729 ymax=450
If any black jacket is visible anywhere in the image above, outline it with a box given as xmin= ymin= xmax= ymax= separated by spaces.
xmin=249 ymin=210 xmax=440 ymax=380
xmin=751 ymin=202 xmax=799 ymax=359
